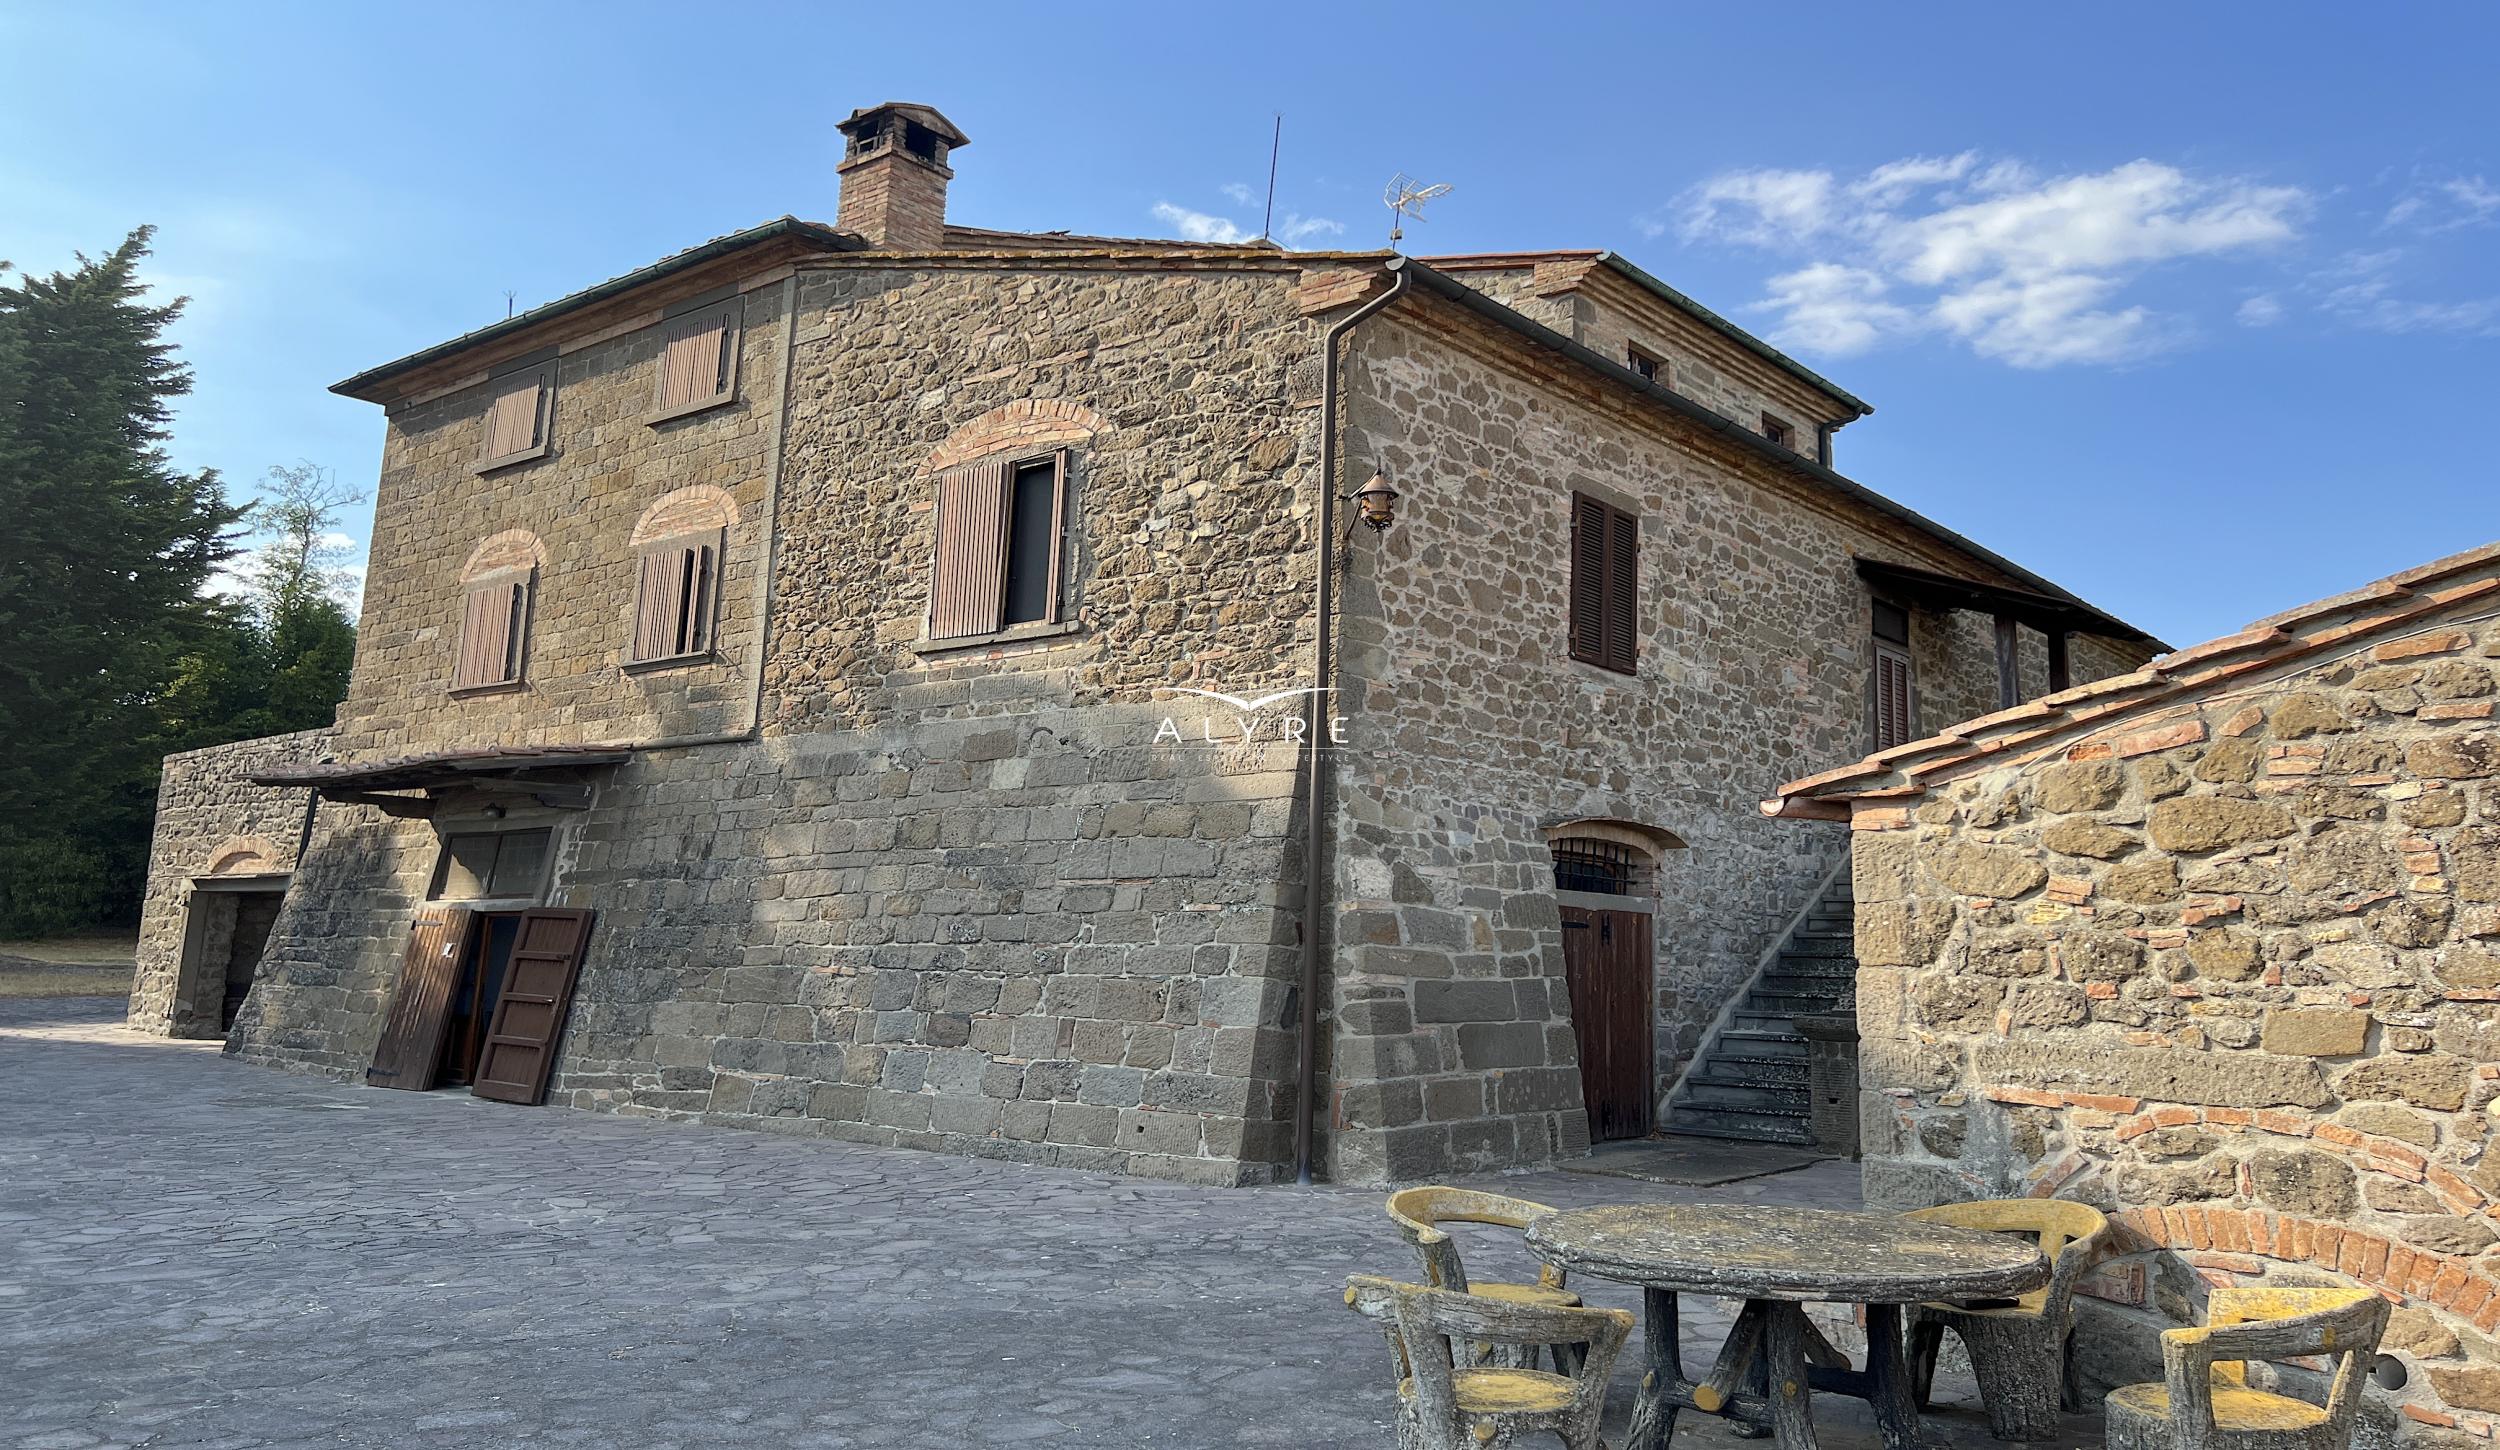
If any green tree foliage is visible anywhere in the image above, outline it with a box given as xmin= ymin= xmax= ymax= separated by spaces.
xmin=0 ymin=228 xmax=244 ymax=935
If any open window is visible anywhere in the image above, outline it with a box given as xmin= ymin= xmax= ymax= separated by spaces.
xmin=451 ymin=571 xmax=532 ymax=693
xmin=627 ymin=532 xmax=719 ymax=665
xmin=926 ymin=450 xmax=1072 ymax=641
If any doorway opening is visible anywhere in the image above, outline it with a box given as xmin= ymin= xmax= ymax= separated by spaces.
xmin=437 ymin=912 xmax=524 ymax=1089
xmin=1550 ymin=835 xmax=1658 ymax=1141
xmin=174 ymin=874 xmax=292 ymax=1039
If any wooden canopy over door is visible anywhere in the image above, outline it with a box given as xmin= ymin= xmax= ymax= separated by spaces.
xmin=1559 ymin=904 xmax=1655 ymax=1140
xmin=470 ymin=908 xmax=596 ymax=1105
xmin=368 ymin=905 xmax=476 ymax=1090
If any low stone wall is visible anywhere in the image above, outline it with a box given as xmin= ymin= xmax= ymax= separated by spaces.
xmin=1853 ymin=606 xmax=2500 ymax=1438
xmin=130 ymin=729 xmax=334 ymax=1037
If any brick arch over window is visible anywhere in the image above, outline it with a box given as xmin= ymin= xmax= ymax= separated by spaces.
xmin=1543 ymin=820 xmax=1684 ymax=899
xmin=458 ymin=528 xmax=548 ymax=583
xmin=628 ymin=485 xmax=740 ymax=548
xmin=924 ymin=399 xmax=1105 ymax=475
xmin=1541 ymin=818 xmax=1688 ymax=859
xmin=204 ymin=836 xmax=284 ymax=876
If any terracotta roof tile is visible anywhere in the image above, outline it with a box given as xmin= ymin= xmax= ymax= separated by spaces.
xmin=1761 ymin=538 xmax=2500 ymax=819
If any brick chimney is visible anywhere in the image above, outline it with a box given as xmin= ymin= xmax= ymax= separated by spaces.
xmin=835 ymin=102 xmax=969 ymax=250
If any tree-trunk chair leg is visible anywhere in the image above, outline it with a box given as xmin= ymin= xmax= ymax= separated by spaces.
xmin=1962 ymin=1317 xmax=2064 ymax=1443
xmin=1907 ymin=1315 xmax=1946 ymax=1411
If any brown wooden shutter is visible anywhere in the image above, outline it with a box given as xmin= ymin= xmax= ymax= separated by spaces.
xmin=1568 ymin=494 xmax=1638 ymax=674
xmin=366 ymin=905 xmax=475 ymax=1089
xmin=482 ymin=371 xmax=545 ymax=461
xmin=1040 ymin=450 xmax=1068 ymax=626
xmin=655 ymin=306 xmax=733 ymax=413
xmin=928 ymin=461 xmax=1011 ymax=639
xmin=1603 ymin=504 xmax=1639 ymax=674
xmin=1568 ymin=494 xmax=1608 ymax=665
xmin=629 ymin=548 xmax=681 ymax=662
xmin=1875 ymin=642 xmax=1916 ymax=749
xmin=682 ymin=539 xmax=714 ymax=653
xmin=453 ymin=576 xmax=528 ymax=688
xmin=470 ymin=907 xmax=595 ymax=1105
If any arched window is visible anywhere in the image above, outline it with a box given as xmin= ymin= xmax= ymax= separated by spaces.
xmin=626 ymin=489 xmax=738 ymax=665
xmin=452 ymin=531 xmax=545 ymax=694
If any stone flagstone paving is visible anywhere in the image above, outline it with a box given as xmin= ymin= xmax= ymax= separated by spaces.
xmin=0 ymin=998 xmax=2094 ymax=1449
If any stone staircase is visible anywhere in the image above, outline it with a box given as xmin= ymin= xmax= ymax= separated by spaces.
xmin=1662 ymin=878 xmax=1857 ymax=1145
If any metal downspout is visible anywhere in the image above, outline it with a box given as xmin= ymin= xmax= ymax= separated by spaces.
xmin=1294 ymin=257 xmax=1414 ymax=1186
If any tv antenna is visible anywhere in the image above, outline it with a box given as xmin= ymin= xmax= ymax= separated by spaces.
xmin=1383 ymin=173 xmax=1450 ymax=246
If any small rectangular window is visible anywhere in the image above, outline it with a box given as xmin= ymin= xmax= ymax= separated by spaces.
xmin=928 ymin=450 xmax=1071 ymax=641
xmin=1762 ymin=413 xmax=1795 ymax=450
xmin=1625 ymin=345 xmax=1663 ymax=383
xmin=451 ymin=575 xmax=530 ymax=692
xmin=429 ymin=829 xmax=554 ymax=901
xmin=478 ymin=360 xmax=555 ymax=472
xmin=1873 ymin=599 xmax=1910 ymax=645
xmin=628 ymin=533 xmax=720 ymax=665
xmin=1567 ymin=493 xmax=1639 ymax=675
xmin=650 ymin=299 xmax=739 ymax=421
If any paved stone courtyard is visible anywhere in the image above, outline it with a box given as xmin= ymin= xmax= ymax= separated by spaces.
xmin=1 ymin=998 xmax=2092 ymax=1449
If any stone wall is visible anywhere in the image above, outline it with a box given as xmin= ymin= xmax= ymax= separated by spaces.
xmin=1851 ymin=603 xmax=2500 ymax=1437
xmin=335 ymin=277 xmax=792 ymax=758
xmin=129 ymin=729 xmax=333 ymax=1037
xmin=226 ymin=255 xmax=1329 ymax=1185
xmin=1316 ymin=294 xmax=2144 ymax=1178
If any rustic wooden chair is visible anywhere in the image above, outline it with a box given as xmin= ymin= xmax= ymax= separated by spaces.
xmin=2104 ymin=1287 xmax=2388 ymax=1450
xmin=1902 ymin=1198 xmax=2110 ymax=1441
xmin=1387 ymin=1186 xmax=1583 ymax=1373
xmin=1344 ymin=1274 xmax=1633 ymax=1450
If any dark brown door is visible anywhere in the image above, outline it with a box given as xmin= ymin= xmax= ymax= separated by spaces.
xmin=471 ymin=908 xmax=595 ymax=1105
xmin=368 ymin=905 xmax=476 ymax=1090
xmin=1560 ymin=905 xmax=1655 ymax=1140
xmin=440 ymin=913 xmax=525 ymax=1089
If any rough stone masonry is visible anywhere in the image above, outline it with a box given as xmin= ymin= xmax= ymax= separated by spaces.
xmin=1766 ymin=540 xmax=2500 ymax=1445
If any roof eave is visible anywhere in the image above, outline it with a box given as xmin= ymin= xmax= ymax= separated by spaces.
xmin=1589 ymin=252 xmax=1874 ymax=418
xmin=330 ymin=217 xmax=860 ymax=402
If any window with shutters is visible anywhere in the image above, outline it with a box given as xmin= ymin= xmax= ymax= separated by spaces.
xmin=647 ymin=296 xmax=740 ymax=423
xmin=428 ymin=828 xmax=554 ymax=901
xmin=1872 ymin=598 xmax=1917 ymax=750
xmin=450 ymin=572 xmax=532 ymax=693
xmin=926 ymin=450 xmax=1072 ymax=643
xmin=1567 ymin=492 xmax=1639 ymax=675
xmin=477 ymin=359 xmax=556 ymax=473
xmin=626 ymin=532 xmax=720 ymax=666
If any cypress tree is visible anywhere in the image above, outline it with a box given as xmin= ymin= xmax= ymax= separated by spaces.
xmin=0 ymin=227 xmax=244 ymax=933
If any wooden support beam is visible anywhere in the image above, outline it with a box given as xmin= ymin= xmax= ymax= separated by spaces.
xmin=1994 ymin=613 xmax=2021 ymax=710
xmin=325 ymin=790 xmax=436 ymax=819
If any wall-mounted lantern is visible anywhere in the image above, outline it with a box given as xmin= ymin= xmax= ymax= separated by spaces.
xmin=1349 ymin=473 xmax=1401 ymax=532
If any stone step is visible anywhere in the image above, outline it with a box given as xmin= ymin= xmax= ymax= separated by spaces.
xmin=1755 ymin=973 xmax=1852 ymax=998
xmin=1706 ymin=1052 xmax=1811 ymax=1079
xmin=1683 ymin=1065 xmax=1807 ymax=1091
xmin=1712 ymin=1029 xmax=1806 ymax=1058
xmin=1679 ymin=1080 xmax=1810 ymax=1109
xmin=1783 ymin=936 xmax=1855 ymax=959
xmin=1729 ymin=1009 xmax=1811 ymax=1034
xmin=1664 ymin=1103 xmax=1816 ymax=1144
xmin=1743 ymin=991 xmax=1841 ymax=1015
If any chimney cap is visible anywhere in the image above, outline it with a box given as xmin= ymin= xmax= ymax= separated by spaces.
xmin=837 ymin=101 xmax=970 ymax=149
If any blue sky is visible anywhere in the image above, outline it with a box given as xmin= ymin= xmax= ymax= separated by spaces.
xmin=5 ymin=2 xmax=2493 ymax=647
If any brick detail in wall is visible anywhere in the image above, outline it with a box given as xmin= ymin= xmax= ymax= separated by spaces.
xmin=628 ymin=485 xmax=739 ymax=547
xmin=923 ymin=399 xmax=1106 ymax=475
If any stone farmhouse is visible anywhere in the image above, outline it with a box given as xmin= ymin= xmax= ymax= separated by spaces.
xmin=1763 ymin=540 xmax=2500 ymax=1436
xmin=134 ymin=99 xmax=2158 ymax=1185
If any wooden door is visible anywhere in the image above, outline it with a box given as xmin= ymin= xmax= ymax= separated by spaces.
xmin=470 ymin=908 xmax=595 ymax=1105
xmin=367 ymin=905 xmax=475 ymax=1090
xmin=1559 ymin=905 xmax=1655 ymax=1140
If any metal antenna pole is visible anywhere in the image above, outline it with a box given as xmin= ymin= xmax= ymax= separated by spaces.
xmin=1261 ymin=115 xmax=1281 ymax=241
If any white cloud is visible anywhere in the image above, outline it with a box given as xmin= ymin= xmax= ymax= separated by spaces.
xmin=1679 ymin=168 xmax=1838 ymax=247
xmin=1220 ymin=182 xmax=1257 ymax=207
xmin=1279 ymin=214 xmax=1344 ymax=245
xmin=2236 ymin=293 xmax=2284 ymax=326
xmin=2313 ymin=249 xmax=2500 ymax=336
xmin=2384 ymin=173 xmax=2500 ymax=233
xmin=1755 ymin=265 xmax=1920 ymax=355
xmin=1151 ymin=202 xmax=1252 ymax=245
xmin=1672 ymin=155 xmax=2308 ymax=367
xmin=1150 ymin=200 xmax=1343 ymax=249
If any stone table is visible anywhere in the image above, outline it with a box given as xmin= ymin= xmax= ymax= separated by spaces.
xmin=1527 ymin=1203 xmax=2048 ymax=1450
